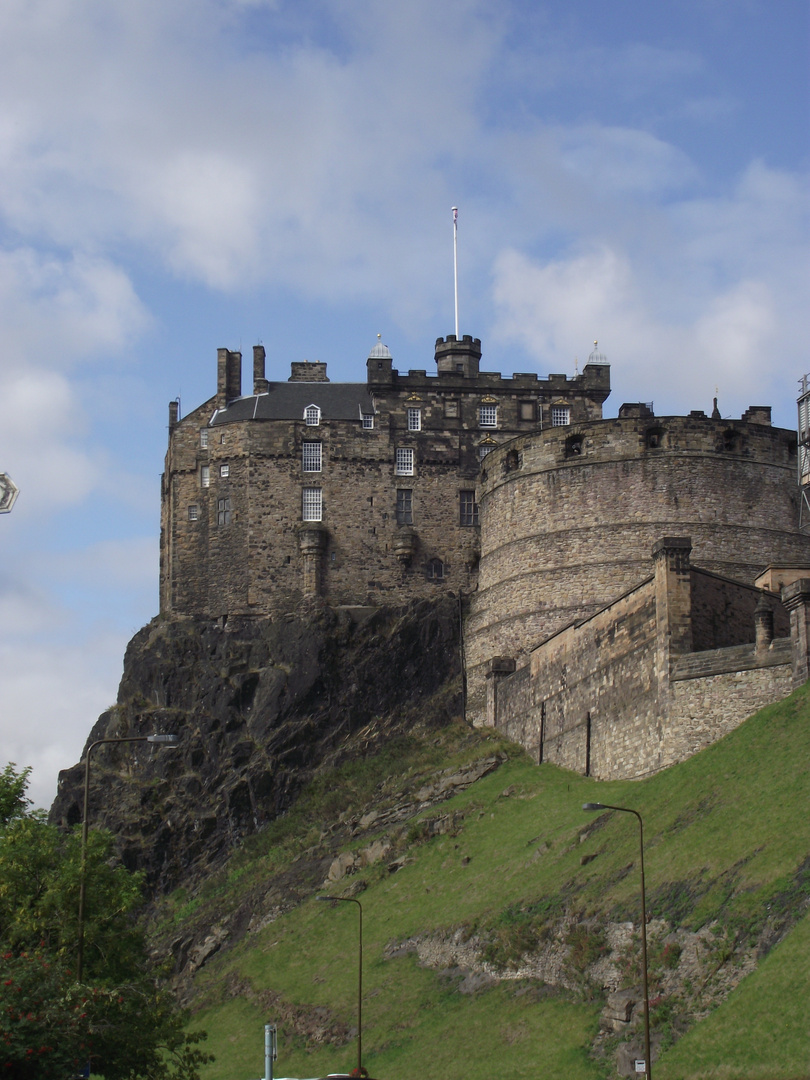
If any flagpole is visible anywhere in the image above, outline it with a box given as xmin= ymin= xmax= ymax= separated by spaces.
xmin=452 ymin=206 xmax=459 ymax=339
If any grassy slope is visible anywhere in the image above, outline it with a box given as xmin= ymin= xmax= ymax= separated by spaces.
xmin=170 ymin=684 xmax=810 ymax=1080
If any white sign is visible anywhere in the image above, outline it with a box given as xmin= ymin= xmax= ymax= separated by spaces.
xmin=634 ymin=1061 xmax=647 ymax=1074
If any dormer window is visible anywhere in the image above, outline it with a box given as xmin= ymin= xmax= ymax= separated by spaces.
xmin=362 ymin=413 xmax=374 ymax=429
xmin=305 ymin=405 xmax=321 ymax=426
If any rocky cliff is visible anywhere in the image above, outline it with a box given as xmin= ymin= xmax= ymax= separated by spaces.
xmin=50 ymin=597 xmax=463 ymax=894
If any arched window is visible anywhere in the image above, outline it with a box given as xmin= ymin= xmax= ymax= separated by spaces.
xmin=426 ymin=558 xmax=445 ymax=582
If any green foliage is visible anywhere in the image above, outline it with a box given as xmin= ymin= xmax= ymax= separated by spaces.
xmin=0 ymin=765 xmax=213 ymax=1079
xmin=0 ymin=949 xmax=213 ymax=1080
xmin=0 ymin=762 xmax=33 ymax=826
xmin=0 ymin=815 xmax=145 ymax=983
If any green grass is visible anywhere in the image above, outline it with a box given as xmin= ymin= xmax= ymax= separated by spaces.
xmin=656 ymin=911 xmax=810 ymax=1080
xmin=167 ymin=684 xmax=810 ymax=1079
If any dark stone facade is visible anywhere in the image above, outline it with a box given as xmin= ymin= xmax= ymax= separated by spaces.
xmin=160 ymin=336 xmax=610 ymax=617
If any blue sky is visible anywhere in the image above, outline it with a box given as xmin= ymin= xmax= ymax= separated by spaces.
xmin=0 ymin=0 xmax=807 ymax=807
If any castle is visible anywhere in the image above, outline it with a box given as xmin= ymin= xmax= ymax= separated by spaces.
xmin=161 ymin=334 xmax=810 ymax=778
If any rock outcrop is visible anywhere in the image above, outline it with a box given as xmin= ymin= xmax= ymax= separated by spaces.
xmin=50 ymin=598 xmax=463 ymax=893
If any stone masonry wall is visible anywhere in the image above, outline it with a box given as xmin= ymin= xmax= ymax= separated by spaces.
xmin=161 ymin=346 xmax=609 ymax=618
xmin=465 ymin=414 xmax=808 ymax=724
xmin=690 ymin=571 xmax=789 ymax=650
xmin=491 ymin=541 xmax=797 ymax=781
xmin=495 ymin=579 xmax=660 ymax=779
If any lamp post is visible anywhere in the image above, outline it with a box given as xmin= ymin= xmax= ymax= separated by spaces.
xmin=583 ymin=802 xmax=652 ymax=1079
xmin=316 ymin=896 xmax=363 ymax=1077
xmin=77 ymin=733 xmax=178 ymax=982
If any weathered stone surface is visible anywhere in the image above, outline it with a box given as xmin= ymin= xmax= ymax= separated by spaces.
xmin=49 ymin=597 xmax=462 ymax=893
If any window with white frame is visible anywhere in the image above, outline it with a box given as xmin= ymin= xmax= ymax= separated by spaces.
xmin=478 ymin=444 xmax=494 ymax=461
xmin=407 ymin=407 xmax=421 ymax=431
xmin=362 ymin=413 xmax=374 ymax=429
xmin=459 ymin=490 xmax=479 ymax=526
xmin=217 ymin=497 xmax=231 ymax=525
xmin=302 ymin=441 xmax=322 ymax=472
xmin=200 ymin=465 xmax=210 ymax=488
xmin=304 ymin=404 xmax=321 ymax=426
xmin=551 ymin=405 xmax=570 ymax=427
xmin=396 ymin=489 xmax=413 ymax=524
xmin=220 ymin=463 xmax=230 ymax=478
xmin=395 ymin=447 xmax=414 ymax=475
xmin=200 ymin=430 xmax=209 ymax=449
xmin=302 ymin=488 xmax=323 ymax=522
xmin=479 ymin=403 xmax=497 ymax=428
xmin=188 ymin=505 xmax=199 ymax=522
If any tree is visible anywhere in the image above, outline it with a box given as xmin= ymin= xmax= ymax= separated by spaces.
xmin=0 ymin=764 xmax=213 ymax=1079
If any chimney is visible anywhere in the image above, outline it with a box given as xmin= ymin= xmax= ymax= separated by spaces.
xmin=216 ymin=348 xmax=242 ymax=408
xmin=253 ymin=345 xmax=268 ymax=394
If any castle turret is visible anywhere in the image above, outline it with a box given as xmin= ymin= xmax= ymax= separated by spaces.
xmin=434 ymin=334 xmax=481 ymax=378
xmin=367 ymin=337 xmax=394 ymax=386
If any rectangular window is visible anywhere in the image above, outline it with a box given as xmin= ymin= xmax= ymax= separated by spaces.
xmin=302 ymin=441 xmax=322 ymax=472
xmin=200 ymin=465 xmax=210 ymax=488
xmin=479 ymin=404 xmax=497 ymax=428
xmin=362 ymin=413 xmax=374 ymax=429
xmin=479 ymin=444 xmax=494 ymax=461
xmin=459 ymin=490 xmax=479 ymax=526
xmin=395 ymin=447 xmax=414 ymax=475
xmin=305 ymin=405 xmax=321 ymax=426
xmin=217 ymin=497 xmax=231 ymax=525
xmin=407 ymin=407 xmax=421 ymax=431
xmin=396 ymin=489 xmax=413 ymax=525
xmin=220 ymin=463 xmax=230 ymax=478
xmin=551 ymin=406 xmax=570 ymax=427
xmin=188 ymin=505 xmax=199 ymax=522
xmin=200 ymin=430 xmax=209 ymax=448
xmin=519 ymin=401 xmax=535 ymax=422
xmin=302 ymin=488 xmax=323 ymax=522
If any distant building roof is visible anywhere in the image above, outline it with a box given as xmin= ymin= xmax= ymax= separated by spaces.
xmin=210 ymin=382 xmax=374 ymax=425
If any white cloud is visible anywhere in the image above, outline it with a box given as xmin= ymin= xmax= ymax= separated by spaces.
xmin=0 ymin=248 xmax=150 ymax=367
xmin=0 ymin=631 xmax=127 ymax=809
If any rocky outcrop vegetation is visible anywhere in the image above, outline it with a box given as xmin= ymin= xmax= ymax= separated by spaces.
xmin=50 ymin=598 xmax=463 ymax=894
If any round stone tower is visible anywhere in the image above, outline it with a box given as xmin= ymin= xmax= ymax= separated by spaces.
xmin=464 ymin=406 xmax=809 ymax=723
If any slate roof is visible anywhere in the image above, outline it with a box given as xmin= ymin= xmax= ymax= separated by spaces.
xmin=210 ymin=382 xmax=374 ymax=426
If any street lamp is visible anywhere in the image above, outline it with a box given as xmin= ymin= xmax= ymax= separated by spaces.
xmin=77 ymin=733 xmax=178 ymax=982
xmin=316 ymin=896 xmax=364 ymax=1077
xmin=583 ymin=802 xmax=652 ymax=1079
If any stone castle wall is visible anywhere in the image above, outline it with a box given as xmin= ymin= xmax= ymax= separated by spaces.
xmin=160 ymin=331 xmax=810 ymax=781
xmin=160 ymin=339 xmax=609 ymax=617
xmin=489 ymin=539 xmax=800 ymax=780
xmin=465 ymin=414 xmax=807 ymax=723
